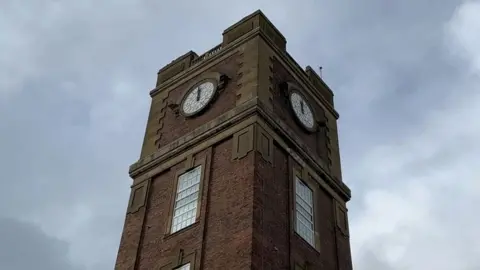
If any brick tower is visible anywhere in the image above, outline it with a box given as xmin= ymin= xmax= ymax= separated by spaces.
xmin=115 ymin=10 xmax=353 ymax=270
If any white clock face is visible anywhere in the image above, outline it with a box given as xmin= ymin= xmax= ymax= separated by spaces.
xmin=290 ymin=92 xmax=315 ymax=130
xmin=182 ymin=81 xmax=216 ymax=116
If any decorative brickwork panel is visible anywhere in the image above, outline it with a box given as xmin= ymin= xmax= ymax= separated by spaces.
xmin=115 ymin=178 xmax=153 ymax=269
xmin=159 ymin=249 xmax=197 ymax=270
xmin=127 ymin=179 xmax=150 ymax=214
xmin=232 ymin=125 xmax=254 ymax=160
xmin=335 ymin=201 xmax=349 ymax=237
xmin=255 ymin=125 xmax=273 ymax=164
xmin=335 ymin=201 xmax=353 ymax=270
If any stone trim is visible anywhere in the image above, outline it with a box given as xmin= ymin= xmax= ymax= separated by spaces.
xmin=234 ymin=34 xmax=274 ymax=110
xmin=265 ymin=40 xmax=339 ymax=120
xmin=131 ymin=115 xmax=258 ymax=187
xmin=139 ymin=102 xmax=155 ymax=158
xmin=198 ymin=147 xmax=213 ymax=269
xmin=293 ymin=262 xmax=311 ymax=270
xmin=132 ymin=178 xmax=152 ymax=270
xmin=324 ymin=122 xmax=333 ymax=171
xmin=156 ymin=51 xmax=197 ymax=87
xmin=316 ymin=109 xmax=332 ymax=171
xmin=223 ymin=19 xmax=255 ymax=45
xmin=130 ymin=97 xmax=259 ymax=181
xmin=151 ymin=23 xmax=336 ymax=122
xmin=256 ymin=39 xmax=274 ymax=112
xmin=334 ymin=200 xmax=350 ymax=237
xmin=258 ymin=14 xmax=286 ymax=50
xmin=305 ymin=66 xmax=334 ymax=105
xmin=232 ymin=124 xmax=255 ymax=160
xmin=255 ymin=124 xmax=273 ymax=164
xmin=288 ymin=156 xmax=295 ymax=270
xmin=191 ymin=44 xmax=222 ymax=66
xmin=235 ymin=45 xmax=252 ymax=106
xmin=222 ymin=10 xmax=286 ymax=50
xmin=130 ymin=101 xmax=350 ymax=201
xmin=291 ymin=167 xmax=321 ymax=252
xmin=159 ymin=249 xmax=197 ymax=270
xmin=127 ymin=179 xmax=151 ymax=214
xmin=294 ymin=263 xmax=303 ymax=270
xmin=150 ymin=16 xmax=337 ymax=118
xmin=150 ymin=30 xmax=259 ymax=98
xmin=153 ymin=91 xmax=171 ymax=149
xmin=254 ymin=101 xmax=350 ymax=201
xmin=164 ymin=155 xmax=207 ymax=236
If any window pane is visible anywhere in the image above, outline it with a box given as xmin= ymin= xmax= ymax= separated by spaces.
xmin=175 ymin=263 xmax=190 ymax=270
xmin=295 ymin=177 xmax=315 ymax=246
xmin=171 ymin=166 xmax=202 ymax=233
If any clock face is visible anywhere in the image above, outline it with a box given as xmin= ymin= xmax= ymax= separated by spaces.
xmin=290 ymin=92 xmax=315 ymax=130
xmin=181 ymin=81 xmax=216 ymax=116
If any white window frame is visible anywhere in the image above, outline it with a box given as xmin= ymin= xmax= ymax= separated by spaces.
xmin=174 ymin=263 xmax=191 ymax=270
xmin=171 ymin=166 xmax=202 ymax=233
xmin=295 ymin=176 xmax=315 ymax=246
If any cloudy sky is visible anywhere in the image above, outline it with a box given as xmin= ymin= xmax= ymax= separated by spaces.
xmin=1 ymin=0 xmax=479 ymax=269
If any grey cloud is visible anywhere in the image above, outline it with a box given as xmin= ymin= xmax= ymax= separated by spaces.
xmin=0 ymin=217 xmax=80 ymax=270
xmin=1 ymin=0 xmax=479 ymax=269
xmin=356 ymin=249 xmax=395 ymax=270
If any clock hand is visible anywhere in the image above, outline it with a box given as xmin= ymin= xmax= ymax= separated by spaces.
xmin=196 ymin=86 xmax=202 ymax=101
xmin=300 ymin=101 xmax=305 ymax=114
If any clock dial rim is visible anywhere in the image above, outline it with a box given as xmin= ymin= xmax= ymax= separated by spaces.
xmin=180 ymin=78 xmax=218 ymax=117
xmin=289 ymin=90 xmax=317 ymax=132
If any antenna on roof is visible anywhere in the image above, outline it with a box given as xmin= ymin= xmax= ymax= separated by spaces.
xmin=318 ymin=66 xmax=323 ymax=78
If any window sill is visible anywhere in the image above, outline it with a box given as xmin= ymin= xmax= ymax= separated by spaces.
xmin=163 ymin=221 xmax=200 ymax=240
xmin=294 ymin=231 xmax=320 ymax=254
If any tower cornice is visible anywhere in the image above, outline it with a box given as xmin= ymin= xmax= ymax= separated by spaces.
xmin=150 ymin=18 xmax=338 ymax=119
xmin=129 ymin=98 xmax=351 ymax=201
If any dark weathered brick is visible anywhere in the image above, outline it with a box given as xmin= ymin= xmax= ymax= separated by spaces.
xmin=115 ymin=9 xmax=352 ymax=270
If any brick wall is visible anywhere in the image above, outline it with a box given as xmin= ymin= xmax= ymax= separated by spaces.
xmin=201 ymin=138 xmax=255 ymax=269
xmin=251 ymin=143 xmax=342 ymax=270
xmin=117 ymin=10 xmax=351 ymax=269
xmin=271 ymin=58 xmax=321 ymax=161
xmin=158 ymin=55 xmax=240 ymax=148
xmin=251 ymin=145 xmax=290 ymax=269
xmin=140 ymin=52 xmax=241 ymax=159
xmin=116 ymin=138 xmax=258 ymax=270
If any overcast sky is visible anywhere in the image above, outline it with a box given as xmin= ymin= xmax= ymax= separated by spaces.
xmin=1 ymin=0 xmax=479 ymax=269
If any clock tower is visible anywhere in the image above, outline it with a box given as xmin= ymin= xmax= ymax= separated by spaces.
xmin=115 ymin=10 xmax=353 ymax=270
